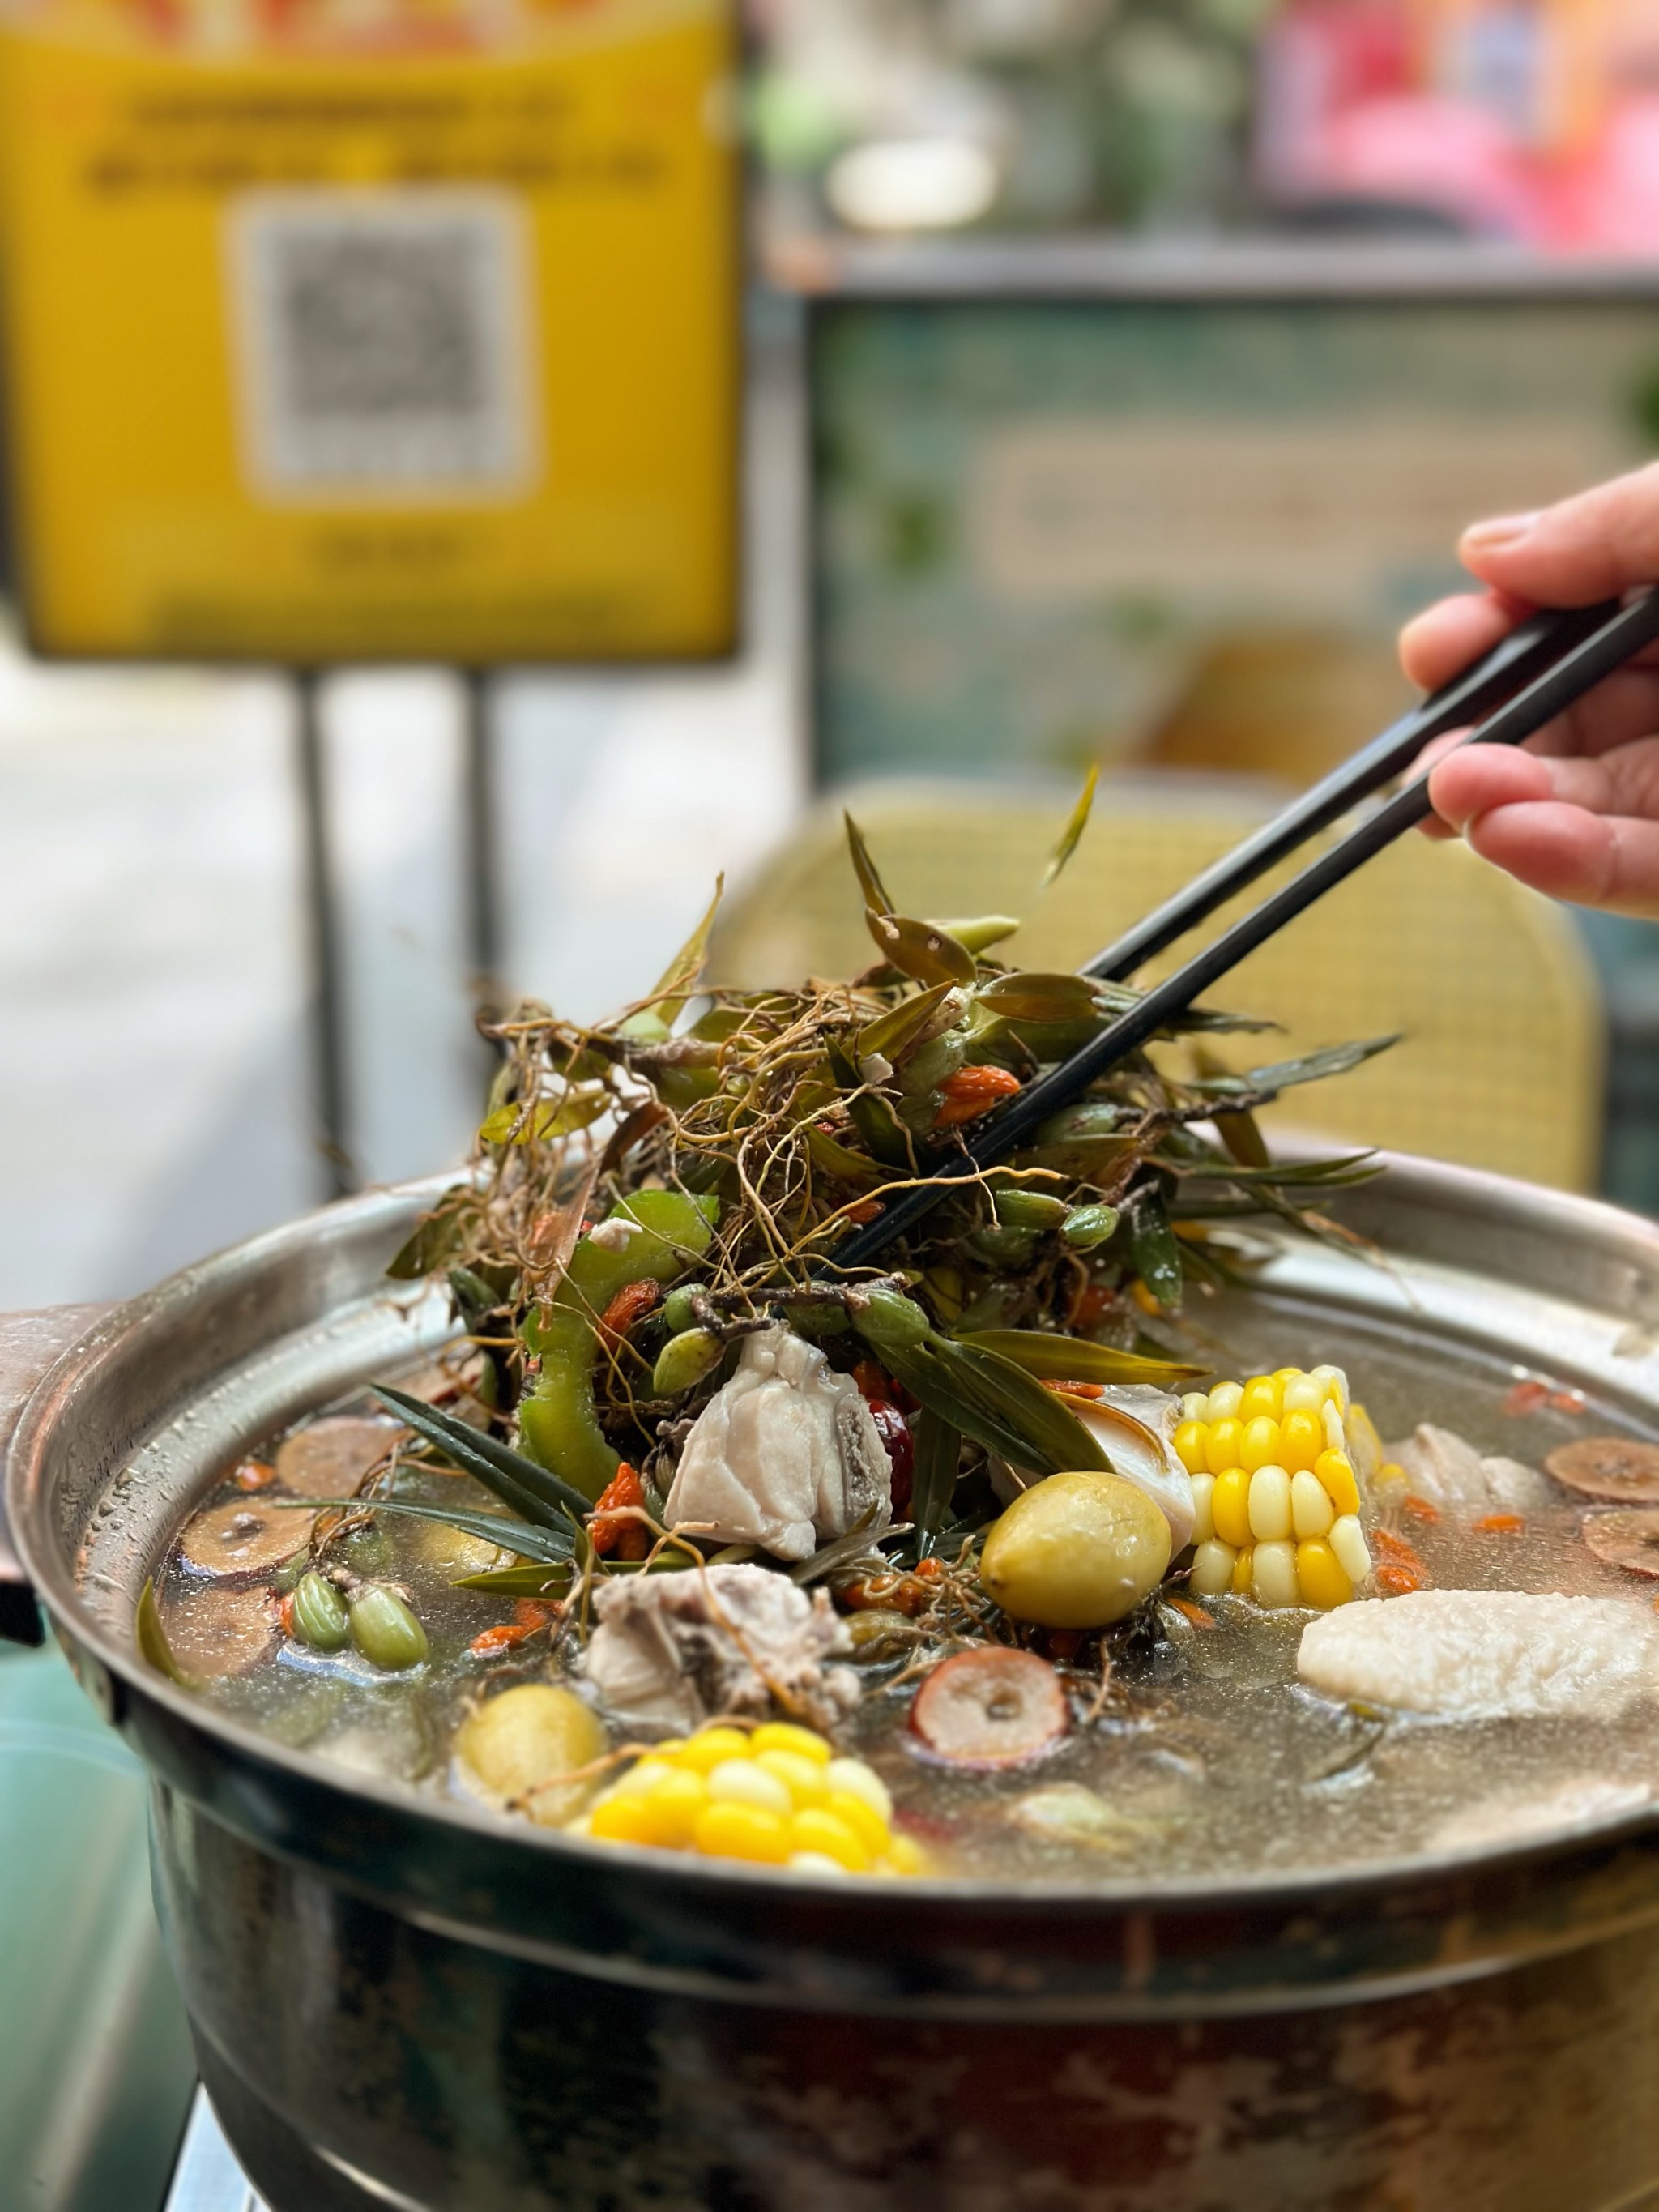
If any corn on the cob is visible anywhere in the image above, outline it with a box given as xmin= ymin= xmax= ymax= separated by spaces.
xmin=1175 ymin=1367 xmax=1373 ymax=1610
xmin=569 ymin=1721 xmax=926 ymax=1877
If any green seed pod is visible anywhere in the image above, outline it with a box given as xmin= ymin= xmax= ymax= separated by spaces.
xmin=1063 ymin=1203 xmax=1120 ymax=1252
xmin=901 ymin=1031 xmax=969 ymax=1096
xmin=660 ymin=1282 xmax=706 ymax=1336
xmin=651 ymin=1326 xmax=724 ymax=1398
xmin=967 ymin=1224 xmax=1038 ymax=1269
xmin=992 ymin=1189 xmax=1068 ymax=1232
xmin=348 ymin=1585 xmax=429 ymax=1672
xmin=852 ymin=1285 xmax=931 ymax=1350
xmin=291 ymin=1571 xmax=350 ymax=1651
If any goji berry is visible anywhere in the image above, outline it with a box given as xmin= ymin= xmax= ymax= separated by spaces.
xmin=1402 ymin=1493 xmax=1441 ymax=1524
xmin=933 ymin=1064 xmax=1021 ymax=1128
xmin=1041 ymin=1378 xmax=1104 ymax=1399
xmin=234 ymin=1458 xmax=276 ymax=1492
xmin=1375 ymin=1563 xmax=1422 ymax=1596
xmin=590 ymin=1463 xmax=652 ymax=1560
xmin=595 ymin=1279 xmax=661 ymax=1352
xmin=1474 ymin=1513 xmax=1526 ymax=1535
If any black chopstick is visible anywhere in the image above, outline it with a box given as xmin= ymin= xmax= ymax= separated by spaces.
xmin=1085 ymin=596 xmax=1621 ymax=982
xmin=834 ymin=588 xmax=1659 ymax=1272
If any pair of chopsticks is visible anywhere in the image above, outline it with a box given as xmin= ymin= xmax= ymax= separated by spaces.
xmin=835 ymin=589 xmax=1659 ymax=1271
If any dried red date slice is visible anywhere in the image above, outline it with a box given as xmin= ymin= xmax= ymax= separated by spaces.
xmin=1581 ymin=1507 xmax=1659 ymax=1578
xmin=910 ymin=1648 xmax=1068 ymax=1768
xmin=1545 ymin=1437 xmax=1659 ymax=1504
xmin=275 ymin=1416 xmax=403 ymax=1501
xmin=179 ymin=1498 xmax=311 ymax=1580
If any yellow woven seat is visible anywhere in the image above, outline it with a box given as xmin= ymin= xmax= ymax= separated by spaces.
xmin=710 ymin=777 xmax=1604 ymax=1191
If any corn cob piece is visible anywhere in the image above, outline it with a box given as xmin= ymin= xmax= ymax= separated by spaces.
xmin=570 ymin=1721 xmax=926 ymax=1877
xmin=1172 ymin=1367 xmax=1373 ymax=1611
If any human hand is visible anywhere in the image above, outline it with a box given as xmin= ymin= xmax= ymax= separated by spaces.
xmin=1401 ymin=462 xmax=1659 ymax=916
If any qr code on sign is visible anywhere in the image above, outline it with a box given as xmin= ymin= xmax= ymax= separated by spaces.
xmin=228 ymin=191 xmax=537 ymax=495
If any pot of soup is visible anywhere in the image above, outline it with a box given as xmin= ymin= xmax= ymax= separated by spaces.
xmin=12 ymin=1153 xmax=1659 ymax=2211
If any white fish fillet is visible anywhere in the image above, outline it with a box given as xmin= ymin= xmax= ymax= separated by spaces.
xmin=1299 ymin=1588 xmax=1659 ymax=1719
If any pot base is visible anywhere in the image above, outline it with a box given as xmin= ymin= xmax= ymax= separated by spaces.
xmin=195 ymin=2035 xmax=421 ymax=2212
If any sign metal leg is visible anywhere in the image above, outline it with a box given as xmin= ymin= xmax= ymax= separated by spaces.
xmin=293 ymin=669 xmax=352 ymax=1200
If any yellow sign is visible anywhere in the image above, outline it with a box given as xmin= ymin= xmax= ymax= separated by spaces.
xmin=0 ymin=0 xmax=740 ymax=660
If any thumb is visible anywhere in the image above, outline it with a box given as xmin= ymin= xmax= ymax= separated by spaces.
xmin=1460 ymin=460 xmax=1659 ymax=606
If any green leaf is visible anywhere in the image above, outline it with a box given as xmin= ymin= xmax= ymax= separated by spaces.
xmin=135 ymin=1578 xmax=191 ymax=1685
xmin=372 ymin=1384 xmax=593 ymax=1528
xmin=976 ymin=971 xmax=1100 ymax=1024
xmin=864 ymin=911 xmax=977 ymax=988
xmin=825 ymin=1039 xmax=912 ymax=1168
xmin=453 ymin=1561 xmax=577 ymax=1595
xmin=386 ymin=1194 xmax=473 ymax=1283
xmin=957 ymin=1330 xmax=1204 ymax=1387
xmin=857 ymin=980 xmax=958 ymax=1066
xmin=1213 ymin=1106 xmax=1269 ymax=1170
xmin=788 ymin=1505 xmax=897 ymax=1586
xmin=479 ymin=1089 xmax=609 ymax=1146
xmin=928 ymin=916 xmax=1019 ymax=955
xmin=881 ymin=1336 xmax=1110 ymax=1477
xmin=844 ymin=813 xmax=893 ymax=916
xmin=645 ymin=874 xmax=725 ymax=1007
xmin=803 ymin=1125 xmax=888 ymax=1189
xmin=1128 ymin=1192 xmax=1184 ymax=1311
xmin=911 ymin=1408 xmax=961 ymax=1537
xmin=1041 ymin=765 xmax=1098 ymax=890
xmin=275 ymin=1494 xmax=575 ymax=1565
xmin=1230 ymin=1036 xmax=1397 ymax=1095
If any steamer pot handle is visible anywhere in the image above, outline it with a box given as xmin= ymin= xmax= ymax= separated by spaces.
xmin=0 ymin=1307 xmax=112 ymax=1646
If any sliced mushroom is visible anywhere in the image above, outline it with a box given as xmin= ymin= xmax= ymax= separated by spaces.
xmin=1582 ymin=1506 xmax=1659 ymax=1578
xmin=275 ymin=1416 xmax=404 ymax=1501
xmin=1546 ymin=1437 xmax=1659 ymax=1505
xmin=910 ymin=1648 xmax=1068 ymax=1768
xmin=158 ymin=1585 xmax=278 ymax=1676
xmin=179 ymin=1498 xmax=311 ymax=1579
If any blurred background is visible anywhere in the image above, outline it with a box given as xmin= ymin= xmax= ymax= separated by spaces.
xmin=6 ymin=0 xmax=1659 ymax=1322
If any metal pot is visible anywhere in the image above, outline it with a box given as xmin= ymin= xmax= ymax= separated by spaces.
xmin=12 ymin=1157 xmax=1659 ymax=2212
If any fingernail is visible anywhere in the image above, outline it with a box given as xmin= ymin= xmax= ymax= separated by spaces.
xmin=1462 ymin=511 xmax=1540 ymax=549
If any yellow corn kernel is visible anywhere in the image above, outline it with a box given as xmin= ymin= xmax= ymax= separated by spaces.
xmin=1290 ymin=1467 xmax=1335 ymax=1539
xmin=1278 ymin=1408 xmax=1323 ymax=1474
xmin=590 ymin=1794 xmax=655 ymax=1845
xmin=1189 ymin=1538 xmax=1236 ymax=1597
xmin=609 ymin=1757 xmax=678 ymax=1799
xmin=1205 ymin=1378 xmax=1243 ymax=1420
xmin=1346 ymin=1401 xmax=1384 ymax=1477
xmin=676 ymin=1727 xmax=752 ymax=1774
xmin=1322 ymin=1400 xmax=1347 ymax=1454
xmin=694 ymin=1802 xmax=793 ymax=1864
xmin=1210 ymin=1467 xmax=1252 ymax=1548
xmin=650 ymin=1739 xmax=688 ymax=1760
xmin=1240 ymin=1416 xmax=1282 ymax=1472
xmin=1230 ymin=1544 xmax=1255 ymax=1595
xmin=706 ymin=1758 xmax=794 ymax=1817
xmin=1205 ymin=1417 xmax=1244 ymax=1476
xmin=1281 ymin=1372 xmax=1324 ymax=1415
xmin=1247 ymin=1465 xmax=1293 ymax=1543
xmin=1273 ymin=1365 xmax=1303 ymax=1384
xmin=885 ymin=1833 xmax=929 ymax=1876
xmin=1174 ymin=1420 xmax=1209 ymax=1475
xmin=1311 ymin=1363 xmax=1349 ymax=1413
xmin=1314 ymin=1450 xmax=1360 ymax=1518
xmin=1239 ymin=1374 xmax=1284 ymax=1422
xmin=789 ymin=1851 xmax=851 ymax=1877
xmin=633 ymin=1770 xmax=708 ymax=1847
xmin=826 ymin=1790 xmax=890 ymax=1855
xmin=1330 ymin=1514 xmax=1371 ymax=1585
xmin=1189 ymin=1471 xmax=1216 ymax=1545
xmin=791 ymin=1807 xmax=872 ymax=1873
xmin=755 ymin=1749 xmax=830 ymax=1808
xmin=1294 ymin=1539 xmax=1352 ymax=1612
xmin=750 ymin=1722 xmax=833 ymax=1764
xmin=825 ymin=1757 xmax=893 ymax=1823
xmin=1252 ymin=1538 xmax=1299 ymax=1609
xmin=1179 ymin=1391 xmax=1212 ymax=1423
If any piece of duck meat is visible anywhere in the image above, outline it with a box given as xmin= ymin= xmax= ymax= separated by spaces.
xmin=582 ymin=1562 xmax=859 ymax=1732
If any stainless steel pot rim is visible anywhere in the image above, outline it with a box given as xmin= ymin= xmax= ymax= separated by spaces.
xmin=15 ymin=1154 xmax=1659 ymax=1923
